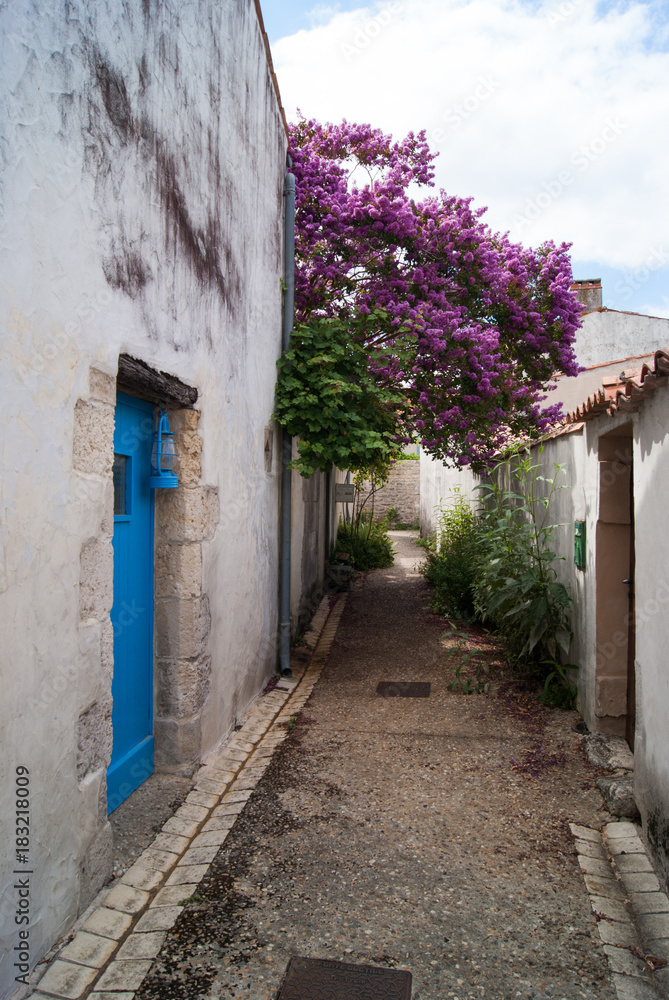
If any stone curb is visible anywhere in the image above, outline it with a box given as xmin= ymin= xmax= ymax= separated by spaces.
xmin=570 ymin=822 xmax=669 ymax=999
xmin=25 ymin=594 xmax=347 ymax=1000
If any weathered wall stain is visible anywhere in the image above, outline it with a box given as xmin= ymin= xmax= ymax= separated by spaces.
xmin=88 ymin=42 xmax=241 ymax=333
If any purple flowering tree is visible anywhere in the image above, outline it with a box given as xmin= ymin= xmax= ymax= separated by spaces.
xmin=288 ymin=117 xmax=582 ymax=471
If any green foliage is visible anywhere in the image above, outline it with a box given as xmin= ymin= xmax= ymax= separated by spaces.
xmin=422 ymin=488 xmax=479 ymax=619
xmin=424 ymin=451 xmax=578 ymax=707
xmin=335 ymin=515 xmax=394 ymax=571
xmin=443 ymin=623 xmax=490 ymax=694
xmin=473 ymin=448 xmax=574 ymax=677
xmin=274 ymin=313 xmax=410 ymax=477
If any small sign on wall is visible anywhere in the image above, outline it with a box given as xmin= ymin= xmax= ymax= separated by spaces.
xmin=335 ymin=483 xmax=355 ymax=503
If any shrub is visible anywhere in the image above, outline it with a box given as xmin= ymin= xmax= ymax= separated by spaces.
xmin=335 ymin=516 xmax=394 ymax=570
xmin=422 ymin=452 xmax=578 ymax=708
xmin=422 ymin=488 xmax=479 ymax=619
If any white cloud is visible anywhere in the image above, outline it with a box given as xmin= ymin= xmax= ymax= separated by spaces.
xmin=272 ymin=0 xmax=669 ymax=269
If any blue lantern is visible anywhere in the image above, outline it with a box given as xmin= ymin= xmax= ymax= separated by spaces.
xmin=150 ymin=403 xmax=178 ymax=489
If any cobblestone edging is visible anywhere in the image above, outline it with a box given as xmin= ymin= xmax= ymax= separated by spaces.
xmin=570 ymin=821 xmax=669 ymax=1000
xmin=25 ymin=595 xmax=347 ymax=1000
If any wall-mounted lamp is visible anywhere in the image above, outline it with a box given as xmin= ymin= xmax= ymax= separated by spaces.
xmin=150 ymin=403 xmax=178 ymax=489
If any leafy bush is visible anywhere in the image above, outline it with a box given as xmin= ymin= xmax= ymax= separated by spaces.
xmin=273 ymin=313 xmax=411 ymax=477
xmin=423 ymin=451 xmax=578 ymax=708
xmin=422 ymin=488 xmax=479 ymax=619
xmin=473 ymin=449 xmax=577 ymax=707
xmin=335 ymin=516 xmax=394 ymax=570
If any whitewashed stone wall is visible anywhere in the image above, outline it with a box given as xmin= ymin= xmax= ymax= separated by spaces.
xmin=0 ymin=1 xmax=289 ymax=992
xmin=362 ymin=461 xmax=420 ymax=525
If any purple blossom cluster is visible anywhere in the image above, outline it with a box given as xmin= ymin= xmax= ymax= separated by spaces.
xmin=290 ymin=117 xmax=582 ymax=470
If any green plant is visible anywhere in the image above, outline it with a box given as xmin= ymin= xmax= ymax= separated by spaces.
xmin=422 ymin=488 xmax=480 ymax=619
xmin=473 ymin=447 xmax=575 ymax=679
xmin=335 ymin=516 xmax=394 ymax=570
xmin=443 ymin=624 xmax=490 ymax=694
xmin=540 ymin=660 xmax=578 ymax=709
xmin=273 ymin=312 xmax=411 ymax=477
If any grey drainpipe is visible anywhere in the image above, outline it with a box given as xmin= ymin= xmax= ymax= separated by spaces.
xmin=279 ymin=161 xmax=295 ymax=676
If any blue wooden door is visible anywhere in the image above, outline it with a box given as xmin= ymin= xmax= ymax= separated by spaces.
xmin=108 ymin=393 xmax=155 ymax=813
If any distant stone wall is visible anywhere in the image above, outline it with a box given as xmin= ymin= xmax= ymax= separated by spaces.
xmin=363 ymin=461 xmax=420 ymax=524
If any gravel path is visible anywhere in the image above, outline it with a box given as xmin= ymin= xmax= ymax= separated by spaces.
xmin=136 ymin=531 xmax=616 ymax=1000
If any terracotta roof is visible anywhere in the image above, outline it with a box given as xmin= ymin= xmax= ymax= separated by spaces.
xmin=564 ymin=349 xmax=669 ymax=424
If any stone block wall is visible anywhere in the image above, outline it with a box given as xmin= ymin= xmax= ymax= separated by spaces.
xmin=73 ymin=367 xmax=117 ymax=911
xmin=153 ymin=408 xmax=219 ymax=775
xmin=362 ymin=460 xmax=420 ymax=525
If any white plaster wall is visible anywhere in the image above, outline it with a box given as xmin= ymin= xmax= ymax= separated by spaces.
xmin=527 ymin=428 xmax=597 ymax=725
xmin=419 ymin=456 xmax=479 ymax=537
xmin=633 ymin=389 xmax=669 ymax=882
xmin=574 ymin=310 xmax=669 ymax=368
xmin=0 ymin=1 xmax=286 ymax=992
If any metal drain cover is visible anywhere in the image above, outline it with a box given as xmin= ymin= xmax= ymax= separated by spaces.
xmin=276 ymin=956 xmax=412 ymax=999
xmin=376 ymin=681 xmax=431 ymax=698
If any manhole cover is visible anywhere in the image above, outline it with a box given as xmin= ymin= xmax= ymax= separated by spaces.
xmin=276 ymin=956 xmax=412 ymax=999
xmin=376 ymin=681 xmax=431 ymax=698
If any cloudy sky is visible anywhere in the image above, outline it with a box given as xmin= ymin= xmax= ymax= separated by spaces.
xmin=262 ymin=0 xmax=669 ymax=317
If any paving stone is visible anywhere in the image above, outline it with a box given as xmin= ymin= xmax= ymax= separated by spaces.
xmin=152 ymin=884 xmax=199 ymax=907
xmin=222 ymin=789 xmax=253 ymax=803
xmin=35 ymin=960 xmax=99 ymax=998
xmin=202 ymin=814 xmax=237 ymax=832
xmin=94 ymin=960 xmax=153 ymax=992
xmin=89 ymin=993 xmax=136 ymax=1000
xmin=194 ymin=777 xmax=228 ymax=795
xmin=213 ymin=748 xmax=248 ymax=763
xmin=212 ymin=801 xmax=245 ymax=817
xmin=602 ymin=944 xmax=649 ymax=976
xmin=597 ymin=919 xmax=639 ymax=947
xmin=584 ymin=874 xmax=627 ymax=900
xmin=151 ymin=832 xmax=190 ymax=855
xmin=59 ymin=931 xmax=118 ymax=968
xmin=605 ymin=822 xmax=640 ymax=839
xmin=615 ymin=853 xmax=654 ymax=874
xmin=161 ymin=815 xmax=201 ymax=839
xmin=134 ymin=905 xmax=183 ymax=932
xmin=185 ymin=790 xmax=218 ymax=809
xmin=630 ymin=892 xmax=669 ymax=914
xmin=638 ymin=912 xmax=669 ymax=939
xmin=622 ymin=872 xmax=662 ymax=893
xmin=197 ymin=767 xmax=236 ymax=784
xmin=165 ymin=864 xmax=209 ymax=886
xmin=173 ymin=803 xmax=209 ymax=823
xmin=608 ymin=837 xmax=646 ymax=856
xmin=116 ymin=931 xmax=166 ymax=960
xmin=190 ymin=829 xmax=230 ymax=849
xmin=137 ymin=847 xmax=180 ymax=872
xmin=578 ymin=854 xmax=615 ymax=878
xmin=644 ymin=938 xmax=669 ymax=960
xmin=611 ymin=973 xmax=662 ymax=1000
xmin=232 ymin=772 xmax=262 ymax=791
xmin=81 ymin=907 xmax=133 ymax=940
xmin=103 ymin=884 xmax=151 ymax=915
xmin=575 ymin=839 xmax=608 ymax=860
xmin=590 ymin=895 xmax=630 ymax=922
xmin=226 ymin=739 xmax=255 ymax=753
xmin=90 ymin=993 xmax=136 ymax=1000
xmin=180 ymin=844 xmax=220 ymax=865
xmin=119 ymin=864 xmax=164 ymax=891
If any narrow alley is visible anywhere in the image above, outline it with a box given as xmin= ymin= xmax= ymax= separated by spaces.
xmin=122 ymin=531 xmax=620 ymax=1000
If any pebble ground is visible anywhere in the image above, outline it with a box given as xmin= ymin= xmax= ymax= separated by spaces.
xmin=133 ymin=533 xmax=619 ymax=1000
